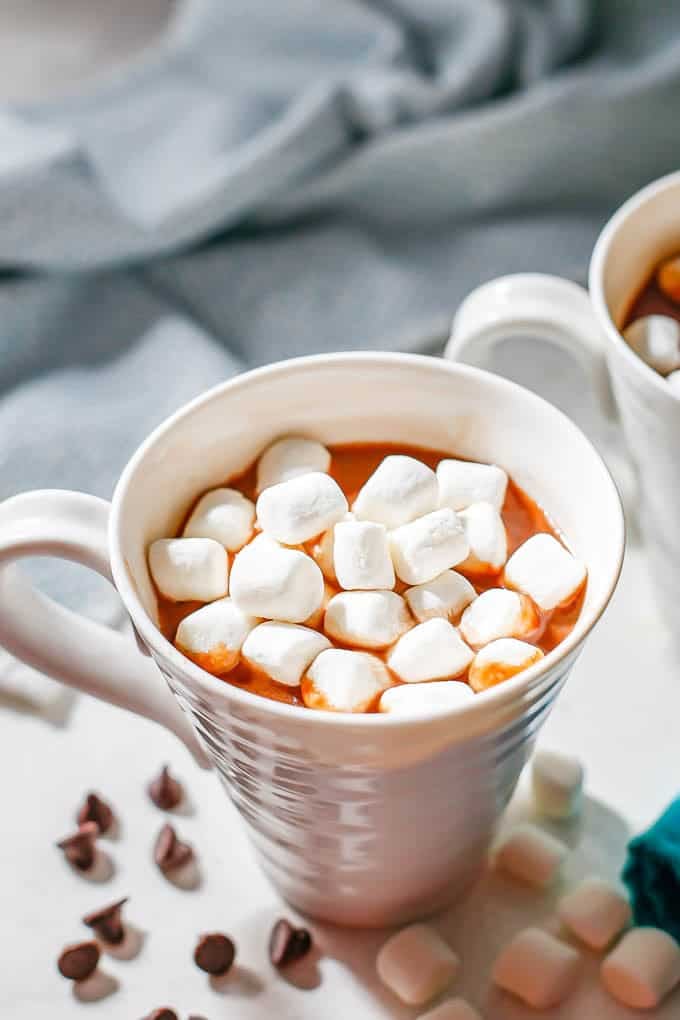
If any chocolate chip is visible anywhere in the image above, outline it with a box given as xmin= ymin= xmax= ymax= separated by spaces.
xmin=193 ymin=932 xmax=236 ymax=975
xmin=76 ymin=792 xmax=114 ymax=834
xmin=57 ymin=940 xmax=100 ymax=981
xmin=143 ymin=1010 xmax=178 ymax=1020
xmin=82 ymin=897 xmax=128 ymax=944
xmin=154 ymin=823 xmax=193 ymax=873
xmin=269 ymin=918 xmax=312 ymax=967
xmin=148 ymin=765 xmax=183 ymax=810
xmin=57 ymin=821 xmax=99 ymax=871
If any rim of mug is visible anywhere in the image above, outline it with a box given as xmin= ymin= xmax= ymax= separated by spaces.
xmin=109 ymin=351 xmax=625 ymax=729
xmin=590 ymin=168 xmax=680 ymax=401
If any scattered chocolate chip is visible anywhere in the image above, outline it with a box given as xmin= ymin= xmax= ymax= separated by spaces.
xmin=193 ymin=932 xmax=236 ymax=976
xmin=269 ymin=918 xmax=312 ymax=967
xmin=148 ymin=765 xmax=183 ymax=810
xmin=57 ymin=940 xmax=100 ymax=981
xmin=82 ymin=897 xmax=128 ymax=944
xmin=76 ymin=792 xmax=114 ymax=834
xmin=57 ymin=821 xmax=99 ymax=871
xmin=154 ymin=823 xmax=193 ymax=873
xmin=143 ymin=1010 xmax=178 ymax=1020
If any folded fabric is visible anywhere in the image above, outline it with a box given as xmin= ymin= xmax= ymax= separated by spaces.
xmin=623 ymin=799 xmax=680 ymax=942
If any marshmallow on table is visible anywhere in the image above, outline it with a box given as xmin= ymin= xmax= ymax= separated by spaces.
xmin=379 ymin=680 xmax=475 ymax=715
xmin=405 ymin=570 xmax=476 ymax=623
xmin=460 ymin=589 xmax=539 ymax=649
xmin=149 ymin=538 xmax=229 ymax=602
xmin=468 ymin=638 xmax=543 ymax=692
xmin=256 ymin=471 xmax=348 ymax=544
xmin=601 ymin=927 xmax=680 ymax=1010
xmin=437 ymin=458 xmax=508 ymax=512
xmin=532 ymin=749 xmax=584 ymax=820
xmin=492 ymin=822 xmax=567 ymax=888
xmin=492 ymin=927 xmax=581 ymax=1010
xmin=353 ymin=455 xmax=438 ymax=528
xmin=387 ymin=619 xmax=473 ymax=683
xmin=390 ymin=509 xmax=469 ymax=585
xmin=333 ymin=519 xmax=394 ymax=590
xmin=230 ymin=534 xmax=324 ymax=623
xmin=175 ymin=597 xmax=258 ymax=674
xmin=183 ymin=487 xmax=255 ymax=551
xmin=256 ymin=436 xmax=331 ymax=493
xmin=241 ymin=621 xmax=330 ymax=687
xmin=505 ymin=533 xmax=587 ymax=611
xmin=458 ymin=502 xmax=507 ymax=574
xmin=376 ymin=923 xmax=460 ymax=1006
xmin=623 ymin=315 xmax=680 ymax=375
xmin=302 ymin=648 xmax=391 ymax=712
xmin=558 ymin=878 xmax=631 ymax=951
xmin=324 ymin=590 xmax=411 ymax=649
xmin=416 ymin=999 xmax=482 ymax=1020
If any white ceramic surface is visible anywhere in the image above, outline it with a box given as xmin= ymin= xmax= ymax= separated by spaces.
xmin=445 ymin=171 xmax=680 ymax=622
xmin=0 ymin=353 xmax=624 ymax=926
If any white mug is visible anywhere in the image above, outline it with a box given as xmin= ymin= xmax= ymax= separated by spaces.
xmin=0 ymin=353 xmax=623 ymax=926
xmin=446 ymin=171 xmax=680 ymax=619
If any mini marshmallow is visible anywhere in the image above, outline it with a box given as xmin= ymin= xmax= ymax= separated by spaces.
xmin=390 ymin=509 xmax=469 ymax=586
xmin=353 ymin=455 xmax=438 ymax=528
xmin=387 ymin=619 xmax=473 ymax=683
xmin=468 ymin=638 xmax=543 ymax=692
xmin=149 ymin=538 xmax=229 ymax=602
xmin=658 ymin=255 xmax=680 ymax=303
xmin=256 ymin=472 xmax=348 ymax=544
xmin=458 ymin=502 xmax=507 ymax=574
xmin=505 ymin=533 xmax=586 ymax=611
xmin=532 ymin=749 xmax=584 ymax=820
xmin=324 ymin=590 xmax=411 ymax=649
xmin=256 ymin=436 xmax=331 ymax=492
xmin=183 ymin=487 xmax=255 ymax=551
xmin=405 ymin=570 xmax=476 ymax=623
xmin=623 ymin=315 xmax=680 ymax=375
xmin=175 ymin=597 xmax=258 ymax=674
xmin=416 ymin=999 xmax=482 ymax=1020
xmin=376 ymin=923 xmax=460 ymax=1006
xmin=492 ymin=927 xmax=581 ymax=1010
xmin=668 ymin=369 xmax=680 ymax=396
xmin=230 ymin=534 xmax=324 ymax=623
xmin=459 ymin=589 xmax=539 ymax=649
xmin=492 ymin=823 xmax=567 ymax=888
xmin=601 ymin=927 xmax=680 ymax=1010
xmin=242 ymin=621 xmax=330 ymax=687
xmin=437 ymin=459 xmax=508 ymax=512
xmin=302 ymin=648 xmax=391 ymax=712
xmin=379 ymin=680 xmax=475 ymax=715
xmin=333 ymin=519 xmax=394 ymax=590
xmin=558 ymin=878 xmax=631 ymax=951
xmin=303 ymin=581 xmax=334 ymax=629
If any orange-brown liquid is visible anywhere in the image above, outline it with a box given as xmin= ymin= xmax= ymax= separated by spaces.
xmin=624 ymin=262 xmax=680 ymax=329
xmin=157 ymin=442 xmax=585 ymax=706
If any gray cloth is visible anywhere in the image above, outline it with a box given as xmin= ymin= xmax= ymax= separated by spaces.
xmin=2 ymin=0 xmax=680 ymax=611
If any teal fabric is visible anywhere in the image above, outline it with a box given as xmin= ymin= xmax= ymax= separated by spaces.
xmin=623 ymin=799 xmax=680 ymax=942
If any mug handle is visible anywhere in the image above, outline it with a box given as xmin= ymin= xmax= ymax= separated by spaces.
xmin=444 ymin=273 xmax=618 ymax=421
xmin=0 ymin=489 xmax=208 ymax=766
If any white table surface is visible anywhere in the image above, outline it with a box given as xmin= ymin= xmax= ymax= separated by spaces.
xmin=3 ymin=339 xmax=680 ymax=1020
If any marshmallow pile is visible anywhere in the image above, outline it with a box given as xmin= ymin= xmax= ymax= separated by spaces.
xmin=147 ymin=437 xmax=587 ymax=712
xmin=375 ymin=749 xmax=680 ymax=1016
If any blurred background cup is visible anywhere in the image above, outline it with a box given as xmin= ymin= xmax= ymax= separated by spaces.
xmin=445 ymin=171 xmax=680 ymax=631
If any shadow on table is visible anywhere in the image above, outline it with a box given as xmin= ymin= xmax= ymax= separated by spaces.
xmin=311 ymin=794 xmax=632 ymax=1019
